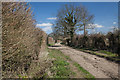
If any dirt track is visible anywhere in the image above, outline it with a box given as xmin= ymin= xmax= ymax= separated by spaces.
xmin=48 ymin=44 xmax=118 ymax=79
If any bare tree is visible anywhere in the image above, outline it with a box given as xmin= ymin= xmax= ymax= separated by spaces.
xmin=53 ymin=4 xmax=94 ymax=45
xmin=77 ymin=5 xmax=94 ymax=36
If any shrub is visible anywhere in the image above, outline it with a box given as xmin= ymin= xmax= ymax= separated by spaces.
xmin=2 ymin=2 xmax=48 ymax=78
xmin=70 ymin=29 xmax=119 ymax=55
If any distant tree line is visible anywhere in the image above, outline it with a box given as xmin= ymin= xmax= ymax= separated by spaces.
xmin=71 ymin=29 xmax=120 ymax=55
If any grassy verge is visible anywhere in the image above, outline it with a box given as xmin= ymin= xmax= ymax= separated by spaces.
xmin=78 ymin=48 xmax=120 ymax=63
xmin=73 ymin=62 xmax=95 ymax=79
xmin=99 ymin=50 xmax=117 ymax=57
xmin=48 ymin=49 xmax=75 ymax=78
xmin=48 ymin=44 xmax=55 ymax=46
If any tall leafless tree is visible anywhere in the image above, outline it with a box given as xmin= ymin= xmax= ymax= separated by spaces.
xmin=53 ymin=4 xmax=94 ymax=45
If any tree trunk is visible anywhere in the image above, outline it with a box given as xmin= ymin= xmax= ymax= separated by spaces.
xmin=84 ymin=24 xmax=86 ymax=36
xmin=71 ymin=35 xmax=73 ymax=45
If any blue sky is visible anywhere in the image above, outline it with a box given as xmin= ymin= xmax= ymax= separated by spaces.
xmin=29 ymin=2 xmax=118 ymax=34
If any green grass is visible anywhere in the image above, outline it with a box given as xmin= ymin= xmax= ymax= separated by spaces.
xmin=78 ymin=48 xmax=120 ymax=63
xmin=99 ymin=50 xmax=117 ymax=57
xmin=47 ymin=44 xmax=55 ymax=46
xmin=73 ymin=62 xmax=95 ymax=80
xmin=18 ymin=74 xmax=28 ymax=78
xmin=48 ymin=49 xmax=75 ymax=78
xmin=80 ymin=48 xmax=118 ymax=57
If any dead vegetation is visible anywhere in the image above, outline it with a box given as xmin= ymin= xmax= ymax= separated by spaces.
xmin=2 ymin=2 xmax=49 ymax=78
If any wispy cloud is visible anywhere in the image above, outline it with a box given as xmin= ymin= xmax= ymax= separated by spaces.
xmin=110 ymin=26 xmax=118 ymax=29
xmin=42 ymin=26 xmax=52 ymax=32
xmin=36 ymin=23 xmax=53 ymax=27
xmin=47 ymin=17 xmax=57 ymax=20
xmin=110 ymin=26 xmax=115 ymax=29
xmin=94 ymin=24 xmax=103 ymax=28
xmin=88 ymin=23 xmax=104 ymax=28
xmin=36 ymin=23 xmax=53 ymax=34
xmin=113 ymin=22 xmax=117 ymax=24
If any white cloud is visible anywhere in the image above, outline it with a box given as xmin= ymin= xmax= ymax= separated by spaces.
xmin=36 ymin=23 xmax=53 ymax=34
xmin=42 ymin=26 xmax=52 ymax=32
xmin=47 ymin=17 xmax=57 ymax=20
xmin=87 ymin=23 xmax=103 ymax=28
xmin=94 ymin=24 xmax=103 ymax=28
xmin=110 ymin=26 xmax=118 ymax=29
xmin=110 ymin=26 xmax=115 ymax=29
xmin=36 ymin=23 xmax=53 ymax=27
xmin=113 ymin=22 xmax=117 ymax=24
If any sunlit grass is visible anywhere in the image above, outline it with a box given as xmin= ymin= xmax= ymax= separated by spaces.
xmin=48 ymin=49 xmax=75 ymax=78
xmin=73 ymin=62 xmax=95 ymax=80
xmin=100 ymin=50 xmax=117 ymax=57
